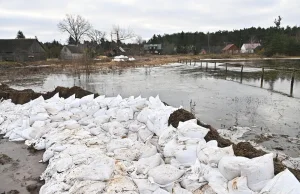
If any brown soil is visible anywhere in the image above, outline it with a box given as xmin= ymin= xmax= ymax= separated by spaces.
xmin=169 ymin=108 xmax=300 ymax=180
xmin=0 ymin=84 xmax=98 ymax=104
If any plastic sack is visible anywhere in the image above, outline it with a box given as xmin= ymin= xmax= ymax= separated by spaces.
xmin=116 ymin=108 xmax=134 ymax=122
xmin=148 ymin=164 xmax=185 ymax=186
xmin=175 ymin=144 xmax=198 ymax=166
xmin=135 ymin=153 xmax=162 ymax=174
xmin=68 ymin=180 xmax=106 ymax=194
xmin=177 ymin=119 xmax=209 ymax=141
xmin=218 ymin=156 xmax=250 ymax=180
xmin=107 ymin=138 xmax=134 ymax=152
xmin=198 ymin=145 xmax=235 ymax=167
xmin=241 ymin=153 xmax=274 ymax=192
xmin=133 ymin=179 xmax=160 ymax=193
xmin=259 ymin=169 xmax=300 ymax=194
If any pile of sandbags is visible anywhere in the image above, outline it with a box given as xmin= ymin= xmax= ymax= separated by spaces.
xmin=0 ymin=93 xmax=299 ymax=194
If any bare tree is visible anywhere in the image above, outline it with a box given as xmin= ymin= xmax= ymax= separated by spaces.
xmin=88 ymin=29 xmax=106 ymax=44
xmin=58 ymin=14 xmax=92 ymax=45
xmin=111 ymin=25 xmax=135 ymax=45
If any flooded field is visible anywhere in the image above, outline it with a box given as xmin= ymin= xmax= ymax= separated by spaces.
xmin=1 ymin=59 xmax=300 ymax=157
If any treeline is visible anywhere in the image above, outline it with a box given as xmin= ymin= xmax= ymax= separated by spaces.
xmin=147 ymin=26 xmax=300 ymax=56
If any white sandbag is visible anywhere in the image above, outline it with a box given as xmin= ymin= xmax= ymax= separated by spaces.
xmin=199 ymin=145 xmax=235 ymax=167
xmin=63 ymin=120 xmax=80 ymax=129
xmin=107 ymin=138 xmax=134 ymax=152
xmin=218 ymin=156 xmax=250 ymax=180
xmin=79 ymin=94 xmax=94 ymax=105
xmin=139 ymin=142 xmax=158 ymax=159
xmin=158 ymin=125 xmax=177 ymax=146
xmin=50 ymin=111 xmax=72 ymax=122
xmin=33 ymin=138 xmax=46 ymax=150
xmin=133 ymin=179 xmax=160 ymax=193
xmin=153 ymin=188 xmax=170 ymax=194
xmin=241 ymin=153 xmax=274 ymax=192
xmin=32 ymin=120 xmax=46 ymax=128
xmin=114 ymin=148 xmax=141 ymax=161
xmin=68 ymin=180 xmax=106 ymax=194
xmin=163 ymin=138 xmax=184 ymax=158
xmin=173 ymin=183 xmax=193 ymax=194
xmin=55 ymin=157 xmax=73 ymax=173
xmin=138 ymin=127 xmax=154 ymax=142
xmin=259 ymin=169 xmax=300 ymax=194
xmin=43 ymin=149 xmax=55 ymax=162
xmin=128 ymin=120 xmax=145 ymax=132
xmin=228 ymin=177 xmax=255 ymax=194
xmin=29 ymin=112 xmax=49 ymax=125
xmin=106 ymin=175 xmax=138 ymax=193
xmin=177 ymin=119 xmax=209 ymax=141
xmin=136 ymin=153 xmax=162 ymax=174
xmin=108 ymin=95 xmax=123 ymax=108
xmin=69 ymin=98 xmax=81 ymax=108
xmin=148 ymin=95 xmax=165 ymax=109
xmin=44 ymin=103 xmax=64 ymax=115
xmin=39 ymin=181 xmax=71 ymax=194
xmin=93 ymin=108 xmax=107 ymax=118
xmin=148 ymin=164 xmax=185 ymax=186
xmin=94 ymin=115 xmax=111 ymax=125
xmin=69 ymin=156 xmax=115 ymax=181
xmin=116 ymin=108 xmax=134 ymax=122
xmin=21 ymin=127 xmax=41 ymax=140
xmin=137 ymin=108 xmax=153 ymax=123
xmin=175 ymin=144 xmax=198 ymax=166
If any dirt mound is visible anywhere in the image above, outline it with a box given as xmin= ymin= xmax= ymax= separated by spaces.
xmin=168 ymin=109 xmax=232 ymax=147
xmin=0 ymin=154 xmax=12 ymax=165
xmin=168 ymin=109 xmax=196 ymax=128
xmin=0 ymin=84 xmax=98 ymax=104
xmin=233 ymin=142 xmax=266 ymax=158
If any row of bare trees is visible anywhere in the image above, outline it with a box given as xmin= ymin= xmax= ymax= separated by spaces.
xmin=58 ymin=14 xmax=139 ymax=46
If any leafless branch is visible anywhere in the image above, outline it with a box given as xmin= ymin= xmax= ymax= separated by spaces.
xmin=58 ymin=14 xmax=92 ymax=45
xmin=88 ymin=29 xmax=106 ymax=44
xmin=111 ymin=25 xmax=136 ymax=44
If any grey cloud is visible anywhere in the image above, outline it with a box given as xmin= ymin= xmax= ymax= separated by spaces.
xmin=0 ymin=0 xmax=299 ymax=43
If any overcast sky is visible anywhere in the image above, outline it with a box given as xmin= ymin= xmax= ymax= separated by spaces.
xmin=1 ymin=0 xmax=299 ymax=44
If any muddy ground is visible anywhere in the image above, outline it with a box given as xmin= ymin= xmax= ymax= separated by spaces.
xmin=0 ymin=136 xmax=46 ymax=194
xmin=0 ymin=85 xmax=299 ymax=193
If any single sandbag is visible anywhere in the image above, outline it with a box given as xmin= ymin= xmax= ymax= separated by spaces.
xmin=240 ymin=153 xmax=274 ymax=192
xmin=148 ymin=164 xmax=185 ymax=186
xmin=228 ymin=177 xmax=256 ymax=194
xmin=218 ymin=156 xmax=250 ymax=180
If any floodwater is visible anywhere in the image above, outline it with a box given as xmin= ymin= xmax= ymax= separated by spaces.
xmin=2 ymin=60 xmax=300 ymax=157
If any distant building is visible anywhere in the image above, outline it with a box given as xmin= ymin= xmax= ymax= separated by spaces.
xmin=200 ymin=49 xmax=207 ymax=55
xmin=241 ymin=43 xmax=261 ymax=53
xmin=144 ymin=44 xmax=162 ymax=54
xmin=60 ymin=45 xmax=85 ymax=60
xmin=222 ymin=44 xmax=239 ymax=54
xmin=0 ymin=39 xmax=46 ymax=62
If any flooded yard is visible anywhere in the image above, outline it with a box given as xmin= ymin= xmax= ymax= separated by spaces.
xmin=1 ymin=59 xmax=300 ymax=157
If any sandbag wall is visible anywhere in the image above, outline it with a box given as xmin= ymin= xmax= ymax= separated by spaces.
xmin=0 ymin=93 xmax=299 ymax=194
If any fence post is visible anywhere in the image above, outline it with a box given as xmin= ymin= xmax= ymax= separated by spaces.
xmin=214 ymin=62 xmax=217 ymax=70
xmin=206 ymin=62 xmax=208 ymax=71
xmin=290 ymin=69 xmax=295 ymax=97
xmin=240 ymin=65 xmax=244 ymax=83
xmin=225 ymin=63 xmax=228 ymax=73
xmin=261 ymin=67 xmax=264 ymax=88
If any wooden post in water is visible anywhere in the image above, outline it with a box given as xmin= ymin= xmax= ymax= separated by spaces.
xmin=240 ymin=65 xmax=244 ymax=83
xmin=186 ymin=60 xmax=188 ymax=65
xmin=190 ymin=60 xmax=192 ymax=65
xmin=214 ymin=62 xmax=217 ymax=70
xmin=260 ymin=67 xmax=264 ymax=88
xmin=290 ymin=69 xmax=295 ymax=97
xmin=225 ymin=63 xmax=228 ymax=73
xmin=201 ymin=61 xmax=203 ymax=69
xmin=206 ymin=62 xmax=208 ymax=71
xmin=194 ymin=60 xmax=196 ymax=66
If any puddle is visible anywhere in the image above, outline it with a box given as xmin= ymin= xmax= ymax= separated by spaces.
xmin=2 ymin=61 xmax=300 ymax=157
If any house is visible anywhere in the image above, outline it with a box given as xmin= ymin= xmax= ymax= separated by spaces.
xmin=0 ymin=39 xmax=46 ymax=62
xmin=144 ymin=44 xmax=162 ymax=54
xmin=222 ymin=44 xmax=239 ymax=54
xmin=241 ymin=43 xmax=261 ymax=53
xmin=200 ymin=49 xmax=207 ymax=55
xmin=60 ymin=45 xmax=85 ymax=60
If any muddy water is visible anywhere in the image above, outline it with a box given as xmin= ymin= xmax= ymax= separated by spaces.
xmin=3 ymin=61 xmax=300 ymax=157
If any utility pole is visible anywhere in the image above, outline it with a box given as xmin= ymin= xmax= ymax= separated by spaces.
xmin=207 ymin=31 xmax=210 ymax=54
